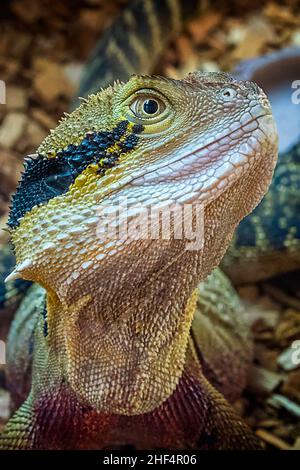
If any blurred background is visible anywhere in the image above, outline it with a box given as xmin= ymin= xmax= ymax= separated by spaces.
xmin=0 ymin=0 xmax=300 ymax=449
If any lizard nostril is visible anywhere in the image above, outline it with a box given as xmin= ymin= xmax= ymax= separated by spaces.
xmin=219 ymin=86 xmax=238 ymax=102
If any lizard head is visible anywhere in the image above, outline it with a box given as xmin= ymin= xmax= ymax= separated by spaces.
xmin=8 ymin=71 xmax=278 ymax=290
xmin=7 ymin=71 xmax=278 ymax=414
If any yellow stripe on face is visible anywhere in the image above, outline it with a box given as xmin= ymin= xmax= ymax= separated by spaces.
xmin=69 ymin=125 xmax=135 ymax=195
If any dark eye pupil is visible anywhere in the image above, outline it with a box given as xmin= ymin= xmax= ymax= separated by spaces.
xmin=143 ymin=99 xmax=158 ymax=115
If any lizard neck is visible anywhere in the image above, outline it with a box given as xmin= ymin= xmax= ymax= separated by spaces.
xmin=44 ymin=244 xmax=201 ymax=415
xmin=32 ymin=183 xmax=242 ymax=416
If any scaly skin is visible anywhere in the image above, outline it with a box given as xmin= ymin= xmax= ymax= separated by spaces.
xmin=0 ymin=71 xmax=277 ymax=449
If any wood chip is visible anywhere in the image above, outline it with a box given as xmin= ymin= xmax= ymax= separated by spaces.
xmin=247 ymin=305 xmax=279 ymax=329
xmin=275 ymin=310 xmax=300 ymax=346
xmin=0 ymin=150 xmax=23 ymax=195
xmin=257 ymin=419 xmax=282 ymax=429
xmin=6 ymin=86 xmax=28 ymax=110
xmin=63 ymin=63 xmax=85 ymax=89
xmin=248 ymin=365 xmax=284 ymax=394
xmin=264 ymin=3 xmax=299 ymax=25
xmin=237 ymin=284 xmax=259 ymax=302
xmin=291 ymin=30 xmax=300 ymax=46
xmin=282 ymin=370 xmax=300 ymax=403
xmin=176 ymin=35 xmax=194 ymax=64
xmin=267 ymin=394 xmax=300 ymax=418
xmin=187 ymin=11 xmax=221 ymax=44
xmin=0 ymin=112 xmax=27 ymax=149
xmin=264 ymin=283 xmax=300 ymax=310
xmin=256 ymin=429 xmax=292 ymax=450
xmin=200 ymin=61 xmax=220 ymax=72
xmin=292 ymin=437 xmax=300 ymax=450
xmin=11 ymin=0 xmax=42 ymax=24
xmin=255 ymin=344 xmax=279 ymax=371
xmin=231 ymin=17 xmax=274 ymax=61
xmin=227 ymin=22 xmax=247 ymax=46
xmin=25 ymin=119 xmax=48 ymax=148
xmin=278 ymin=345 xmax=300 ymax=371
xmin=33 ymin=58 xmax=74 ymax=103
xmin=79 ymin=8 xmax=107 ymax=32
xmin=30 ymin=108 xmax=57 ymax=131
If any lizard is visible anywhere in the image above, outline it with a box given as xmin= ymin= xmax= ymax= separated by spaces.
xmin=0 ymin=67 xmax=278 ymax=449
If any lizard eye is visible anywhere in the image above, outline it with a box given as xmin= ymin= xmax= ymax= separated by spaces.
xmin=220 ymin=87 xmax=237 ymax=101
xmin=142 ymin=99 xmax=159 ymax=114
xmin=129 ymin=95 xmax=166 ymax=119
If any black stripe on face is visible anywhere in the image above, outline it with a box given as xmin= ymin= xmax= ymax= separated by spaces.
xmin=8 ymin=121 xmax=143 ymax=230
